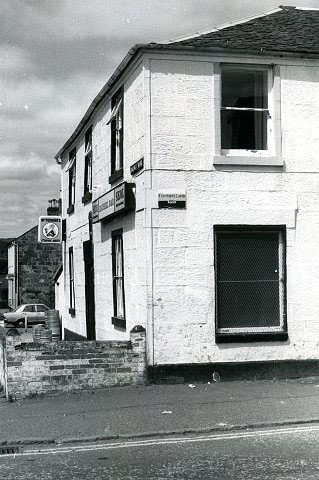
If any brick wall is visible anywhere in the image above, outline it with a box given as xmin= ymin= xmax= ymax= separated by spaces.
xmin=0 ymin=326 xmax=146 ymax=400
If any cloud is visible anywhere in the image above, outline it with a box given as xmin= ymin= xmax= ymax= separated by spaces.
xmin=2 ymin=0 xmax=319 ymax=237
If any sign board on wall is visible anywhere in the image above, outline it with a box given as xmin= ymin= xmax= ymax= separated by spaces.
xmin=92 ymin=182 xmax=135 ymax=223
xmin=38 ymin=216 xmax=62 ymax=244
xmin=130 ymin=158 xmax=144 ymax=175
xmin=158 ymin=192 xmax=186 ymax=209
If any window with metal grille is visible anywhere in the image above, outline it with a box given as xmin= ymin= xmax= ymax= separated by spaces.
xmin=221 ymin=65 xmax=271 ymax=152
xmin=112 ymin=230 xmax=126 ymax=328
xmin=69 ymin=247 xmax=75 ymax=314
xmin=84 ymin=126 xmax=92 ymax=197
xmin=215 ymin=227 xmax=286 ymax=339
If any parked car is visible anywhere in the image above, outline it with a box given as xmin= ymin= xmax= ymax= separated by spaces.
xmin=0 ymin=304 xmax=50 ymax=327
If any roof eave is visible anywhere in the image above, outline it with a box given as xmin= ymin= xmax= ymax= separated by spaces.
xmin=55 ymin=43 xmax=148 ymax=161
xmin=54 ymin=42 xmax=319 ymax=161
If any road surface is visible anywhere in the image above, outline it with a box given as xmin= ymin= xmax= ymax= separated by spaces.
xmin=1 ymin=424 xmax=319 ymax=479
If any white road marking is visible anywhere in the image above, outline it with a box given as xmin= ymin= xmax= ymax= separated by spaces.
xmin=3 ymin=424 xmax=319 ymax=459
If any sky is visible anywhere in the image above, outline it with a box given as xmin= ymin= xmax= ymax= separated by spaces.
xmin=2 ymin=0 xmax=319 ymax=238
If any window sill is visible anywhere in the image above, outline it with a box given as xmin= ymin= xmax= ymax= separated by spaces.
xmin=67 ymin=205 xmax=74 ymax=215
xmin=112 ymin=316 xmax=126 ymax=329
xmin=82 ymin=191 xmax=92 ymax=204
xmin=109 ymin=169 xmax=123 ymax=185
xmin=69 ymin=308 xmax=76 ymax=317
xmin=213 ymin=155 xmax=284 ymax=167
xmin=215 ymin=332 xmax=288 ymax=344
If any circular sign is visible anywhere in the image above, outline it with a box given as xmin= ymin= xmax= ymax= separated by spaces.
xmin=42 ymin=222 xmax=59 ymax=239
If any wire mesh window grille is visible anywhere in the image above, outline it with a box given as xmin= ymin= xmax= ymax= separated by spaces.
xmin=112 ymin=233 xmax=125 ymax=321
xmin=215 ymin=228 xmax=286 ymax=335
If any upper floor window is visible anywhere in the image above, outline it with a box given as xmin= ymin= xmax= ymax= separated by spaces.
xmin=83 ymin=126 xmax=92 ymax=203
xmin=214 ymin=64 xmax=282 ymax=166
xmin=108 ymin=88 xmax=123 ymax=184
xmin=221 ymin=65 xmax=269 ymax=152
xmin=67 ymin=148 xmax=76 ymax=214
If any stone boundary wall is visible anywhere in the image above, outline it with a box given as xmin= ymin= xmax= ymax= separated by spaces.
xmin=0 ymin=326 xmax=146 ymax=400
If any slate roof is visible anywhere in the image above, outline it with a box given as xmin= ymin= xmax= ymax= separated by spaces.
xmin=55 ymin=6 xmax=319 ymax=159
xmin=161 ymin=6 xmax=319 ymax=55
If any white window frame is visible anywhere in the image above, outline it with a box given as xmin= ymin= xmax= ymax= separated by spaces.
xmin=68 ymin=148 xmax=76 ymax=208
xmin=84 ymin=127 xmax=92 ymax=195
xmin=213 ymin=63 xmax=282 ymax=166
xmin=112 ymin=231 xmax=125 ymax=323
xmin=69 ymin=247 xmax=75 ymax=312
xmin=109 ymin=91 xmax=123 ymax=176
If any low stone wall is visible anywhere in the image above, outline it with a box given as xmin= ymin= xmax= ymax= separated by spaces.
xmin=0 ymin=326 xmax=146 ymax=400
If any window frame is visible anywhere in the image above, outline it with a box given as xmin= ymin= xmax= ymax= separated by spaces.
xmin=109 ymin=88 xmax=124 ymax=184
xmin=111 ymin=229 xmax=126 ymax=329
xmin=67 ymin=148 xmax=76 ymax=214
xmin=68 ymin=247 xmax=75 ymax=315
xmin=82 ymin=126 xmax=93 ymax=203
xmin=214 ymin=225 xmax=287 ymax=343
xmin=213 ymin=63 xmax=283 ymax=166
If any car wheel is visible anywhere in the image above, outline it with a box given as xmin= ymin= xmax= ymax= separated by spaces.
xmin=15 ymin=319 xmax=25 ymax=328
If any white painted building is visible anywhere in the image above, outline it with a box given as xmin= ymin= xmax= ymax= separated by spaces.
xmin=56 ymin=7 xmax=319 ymax=367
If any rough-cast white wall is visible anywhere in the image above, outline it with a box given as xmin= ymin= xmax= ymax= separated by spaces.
xmin=150 ymin=56 xmax=319 ymax=365
xmin=92 ymin=61 xmax=148 ymax=340
xmin=61 ymin=61 xmax=147 ymax=340
xmin=61 ymin=132 xmax=94 ymax=338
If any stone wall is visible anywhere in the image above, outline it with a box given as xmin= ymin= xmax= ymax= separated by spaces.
xmin=0 ymin=326 xmax=146 ymax=400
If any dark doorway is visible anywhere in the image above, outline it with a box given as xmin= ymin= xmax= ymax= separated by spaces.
xmin=83 ymin=240 xmax=96 ymax=340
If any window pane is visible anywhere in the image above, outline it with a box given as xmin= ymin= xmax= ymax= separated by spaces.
xmin=116 ymin=278 xmax=124 ymax=317
xmin=24 ymin=305 xmax=35 ymax=312
xmin=222 ymin=69 xmax=268 ymax=109
xmin=112 ymin=234 xmax=125 ymax=319
xmin=216 ymin=232 xmax=279 ymax=282
xmin=221 ymin=110 xmax=267 ymax=150
xmin=84 ymin=154 xmax=92 ymax=193
xmin=215 ymin=230 xmax=285 ymax=331
xmin=217 ymin=281 xmax=280 ymax=329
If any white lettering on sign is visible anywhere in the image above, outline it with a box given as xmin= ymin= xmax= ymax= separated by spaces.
xmin=99 ymin=190 xmax=115 ymax=220
xmin=114 ymin=185 xmax=125 ymax=211
xmin=92 ymin=182 xmax=134 ymax=223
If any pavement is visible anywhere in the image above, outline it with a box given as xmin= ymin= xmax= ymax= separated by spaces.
xmin=1 ymin=376 xmax=319 ymax=447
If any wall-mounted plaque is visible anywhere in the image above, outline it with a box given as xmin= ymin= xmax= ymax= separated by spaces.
xmin=92 ymin=182 xmax=135 ymax=223
xmin=158 ymin=192 xmax=186 ymax=209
